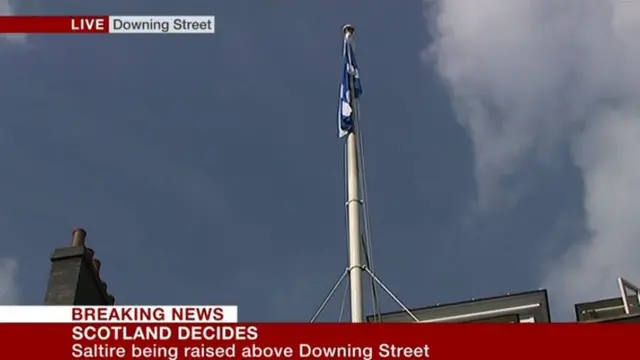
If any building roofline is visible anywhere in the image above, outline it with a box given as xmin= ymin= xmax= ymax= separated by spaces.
xmin=368 ymin=289 xmax=551 ymax=322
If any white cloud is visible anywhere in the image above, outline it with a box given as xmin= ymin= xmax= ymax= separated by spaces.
xmin=424 ymin=0 xmax=640 ymax=311
xmin=0 ymin=258 xmax=18 ymax=304
xmin=0 ymin=0 xmax=27 ymax=44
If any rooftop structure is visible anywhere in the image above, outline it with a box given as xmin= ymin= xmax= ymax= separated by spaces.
xmin=370 ymin=277 xmax=639 ymax=323
xmin=574 ymin=277 xmax=640 ymax=323
xmin=369 ymin=289 xmax=550 ymax=323
xmin=44 ymin=228 xmax=115 ymax=305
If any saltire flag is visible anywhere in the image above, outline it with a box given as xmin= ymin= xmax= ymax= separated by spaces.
xmin=338 ymin=35 xmax=362 ymax=138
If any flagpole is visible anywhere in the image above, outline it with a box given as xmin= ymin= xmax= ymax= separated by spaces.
xmin=343 ymin=24 xmax=364 ymax=323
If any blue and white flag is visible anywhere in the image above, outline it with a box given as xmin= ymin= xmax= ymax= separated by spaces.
xmin=338 ymin=36 xmax=362 ymax=138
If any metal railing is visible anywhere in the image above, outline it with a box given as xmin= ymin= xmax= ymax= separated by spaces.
xmin=617 ymin=277 xmax=640 ymax=315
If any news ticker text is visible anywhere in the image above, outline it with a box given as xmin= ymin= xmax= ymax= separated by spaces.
xmin=71 ymin=324 xmax=429 ymax=359
xmin=73 ymin=338 xmax=428 ymax=359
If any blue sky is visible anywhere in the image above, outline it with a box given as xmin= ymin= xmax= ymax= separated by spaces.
xmin=2 ymin=1 xmax=639 ymax=322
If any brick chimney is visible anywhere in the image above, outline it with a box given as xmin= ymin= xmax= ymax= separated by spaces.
xmin=44 ymin=228 xmax=115 ymax=305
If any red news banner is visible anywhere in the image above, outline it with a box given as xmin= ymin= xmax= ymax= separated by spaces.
xmin=0 ymin=15 xmax=215 ymax=34
xmin=0 ymin=305 xmax=636 ymax=360
xmin=0 ymin=16 xmax=110 ymax=33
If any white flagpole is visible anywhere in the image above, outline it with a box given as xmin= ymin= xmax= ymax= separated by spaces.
xmin=343 ymin=24 xmax=364 ymax=323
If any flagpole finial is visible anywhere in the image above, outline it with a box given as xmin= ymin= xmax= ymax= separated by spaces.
xmin=342 ymin=24 xmax=355 ymax=36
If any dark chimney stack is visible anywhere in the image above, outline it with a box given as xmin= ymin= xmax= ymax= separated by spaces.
xmin=44 ymin=228 xmax=115 ymax=305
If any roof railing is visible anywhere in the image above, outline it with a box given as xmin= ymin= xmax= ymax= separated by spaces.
xmin=617 ymin=277 xmax=640 ymax=315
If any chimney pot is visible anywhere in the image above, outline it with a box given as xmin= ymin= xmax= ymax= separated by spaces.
xmin=92 ymin=259 xmax=101 ymax=276
xmin=85 ymin=248 xmax=94 ymax=261
xmin=71 ymin=228 xmax=87 ymax=247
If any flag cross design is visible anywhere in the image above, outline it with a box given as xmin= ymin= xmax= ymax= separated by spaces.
xmin=338 ymin=36 xmax=362 ymax=138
